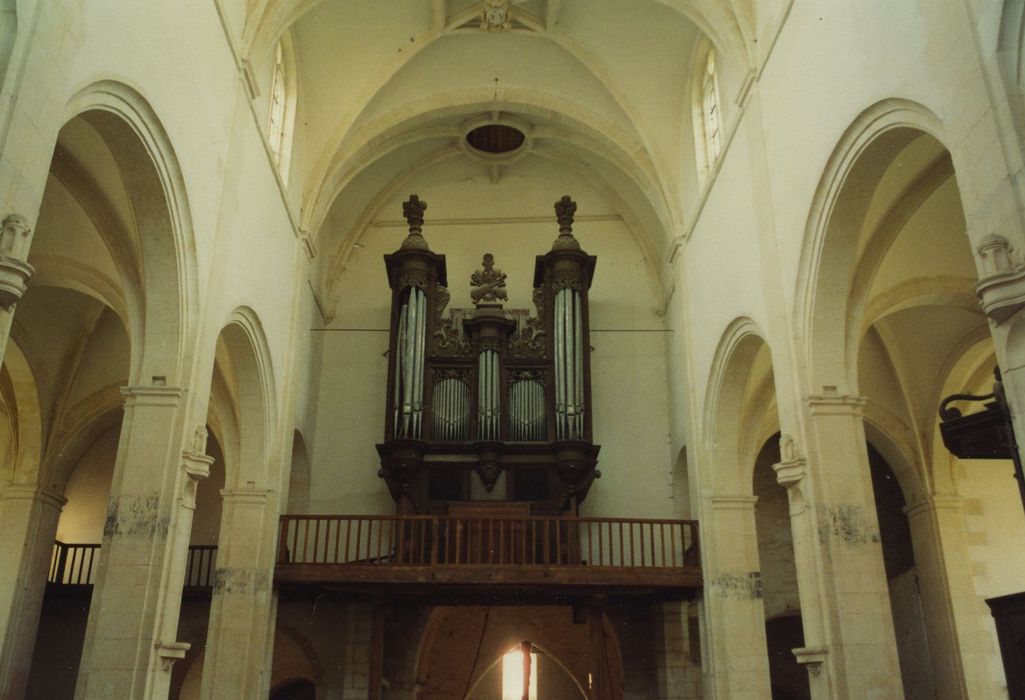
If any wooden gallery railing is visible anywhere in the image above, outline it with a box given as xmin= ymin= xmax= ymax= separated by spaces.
xmin=276 ymin=515 xmax=701 ymax=586
xmin=48 ymin=541 xmax=218 ymax=590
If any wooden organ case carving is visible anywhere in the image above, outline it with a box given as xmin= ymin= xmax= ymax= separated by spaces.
xmin=377 ymin=195 xmax=600 ymax=515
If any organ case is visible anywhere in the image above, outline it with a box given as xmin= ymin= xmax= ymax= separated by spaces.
xmin=377 ymin=195 xmax=600 ymax=515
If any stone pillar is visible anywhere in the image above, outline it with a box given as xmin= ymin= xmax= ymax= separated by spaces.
xmin=654 ymin=601 xmax=701 ymax=700
xmin=200 ymin=487 xmax=277 ymax=699
xmin=75 ymin=385 xmax=194 ymax=700
xmin=772 ymin=436 xmax=832 ymax=698
xmin=0 ymin=483 xmax=64 ymax=699
xmin=802 ymin=394 xmax=903 ymax=698
xmin=905 ymin=495 xmax=994 ymax=698
xmin=702 ymin=495 xmax=770 ymax=699
xmin=341 ymin=603 xmax=373 ymax=699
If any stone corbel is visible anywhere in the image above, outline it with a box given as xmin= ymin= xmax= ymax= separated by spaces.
xmin=974 ymin=234 xmax=1025 ymax=322
xmin=792 ymin=646 xmax=827 ymax=675
xmin=774 ymin=434 xmax=807 ymax=516
xmin=181 ymin=426 xmax=213 ymax=510
xmin=773 ymin=434 xmax=809 ymax=515
xmin=0 ymin=214 xmax=34 ymax=308
xmin=155 ymin=640 xmax=191 ymax=672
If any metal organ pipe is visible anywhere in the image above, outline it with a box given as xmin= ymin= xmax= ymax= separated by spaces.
xmin=573 ymin=289 xmax=584 ymax=437
xmin=554 ymin=287 xmax=584 ymax=440
xmin=478 ymin=349 xmax=500 ymax=440
xmin=395 ymin=286 xmax=426 ymax=439
xmin=554 ymin=289 xmax=565 ymax=439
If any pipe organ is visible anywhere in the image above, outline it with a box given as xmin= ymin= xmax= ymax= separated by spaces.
xmin=377 ymin=195 xmax=600 ymax=515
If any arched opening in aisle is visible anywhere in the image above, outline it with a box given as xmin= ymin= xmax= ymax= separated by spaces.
xmin=804 ymin=103 xmax=1025 ymax=696
xmin=753 ymin=435 xmax=810 ymax=700
xmin=0 ymin=89 xmax=189 ymax=696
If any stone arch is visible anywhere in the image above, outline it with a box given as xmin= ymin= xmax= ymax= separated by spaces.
xmin=273 ymin=620 xmax=324 ymax=688
xmin=862 ymin=411 xmax=927 ymax=507
xmin=216 ymin=306 xmax=277 ymax=488
xmin=703 ymin=316 xmax=774 ymax=494
xmin=0 ymin=336 xmax=41 ymax=486
xmin=414 ymin=605 xmax=623 ymax=699
xmin=795 ymin=98 xmax=949 ymax=393
xmin=0 ymin=0 xmax=15 ymax=93
xmin=463 ymin=640 xmax=589 ymax=699
xmin=61 ymin=80 xmax=197 ymax=386
xmin=287 ymin=430 xmax=310 ymax=513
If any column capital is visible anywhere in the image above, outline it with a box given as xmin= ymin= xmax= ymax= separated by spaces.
xmin=806 ymin=394 xmax=867 ymax=416
xmin=0 ymin=482 xmax=66 ymax=509
xmin=904 ymin=493 xmax=963 ymax=519
xmin=709 ymin=494 xmax=758 ymax=510
xmin=121 ymin=384 xmax=185 ymax=407
xmin=219 ymin=488 xmax=272 ymax=506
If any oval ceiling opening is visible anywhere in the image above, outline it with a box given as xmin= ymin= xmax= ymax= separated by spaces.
xmin=465 ymin=123 xmax=526 ymax=155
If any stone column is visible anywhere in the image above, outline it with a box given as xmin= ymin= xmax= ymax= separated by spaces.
xmin=801 ymin=394 xmax=902 ymax=698
xmin=905 ymin=495 xmax=994 ymax=698
xmin=772 ymin=437 xmax=832 ymax=698
xmin=200 ymin=487 xmax=277 ymax=699
xmin=340 ymin=603 xmax=373 ymax=699
xmin=702 ymin=495 xmax=770 ymax=699
xmin=75 ymin=385 xmax=194 ymax=700
xmin=654 ymin=601 xmax=701 ymax=700
xmin=0 ymin=483 xmax=64 ymax=698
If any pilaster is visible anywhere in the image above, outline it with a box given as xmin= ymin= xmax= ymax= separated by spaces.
xmin=770 ymin=435 xmax=833 ymax=699
xmin=0 ymin=483 xmax=65 ymax=699
xmin=800 ymin=393 xmax=903 ymax=699
xmin=200 ymin=487 xmax=277 ymax=699
xmin=75 ymin=384 xmax=192 ymax=700
xmin=904 ymin=495 xmax=995 ymax=698
xmin=702 ymin=494 xmax=771 ymax=699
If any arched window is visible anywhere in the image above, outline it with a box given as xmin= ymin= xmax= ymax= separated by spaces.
xmin=701 ymin=49 xmax=722 ymax=166
xmin=266 ymin=35 xmax=296 ymax=183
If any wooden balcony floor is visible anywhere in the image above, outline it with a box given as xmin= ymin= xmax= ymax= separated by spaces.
xmin=275 ymin=514 xmax=702 ymax=603
xmin=276 ymin=562 xmax=701 ymax=603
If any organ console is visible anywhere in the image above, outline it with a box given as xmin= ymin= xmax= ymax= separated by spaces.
xmin=377 ymin=195 xmax=600 ymax=515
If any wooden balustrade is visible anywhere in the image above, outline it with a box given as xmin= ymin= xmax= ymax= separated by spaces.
xmin=49 ymin=541 xmax=100 ymax=586
xmin=48 ymin=541 xmax=218 ymax=590
xmin=184 ymin=544 xmax=218 ymax=589
xmin=276 ymin=514 xmax=700 ymax=572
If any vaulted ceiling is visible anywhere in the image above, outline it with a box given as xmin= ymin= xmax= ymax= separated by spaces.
xmin=237 ymin=0 xmax=781 ymax=300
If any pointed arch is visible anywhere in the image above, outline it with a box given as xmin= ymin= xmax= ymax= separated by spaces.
xmin=703 ymin=316 xmax=775 ymax=494
xmin=61 ymin=80 xmax=198 ymax=386
xmin=217 ymin=306 xmax=277 ymax=488
xmin=795 ymin=98 xmax=950 ymax=392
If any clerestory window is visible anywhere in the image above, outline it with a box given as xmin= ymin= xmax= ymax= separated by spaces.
xmin=266 ymin=37 xmax=295 ymax=183
xmin=701 ymin=49 xmax=722 ymax=166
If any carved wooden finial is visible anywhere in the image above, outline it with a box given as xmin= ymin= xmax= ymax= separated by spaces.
xmin=400 ymin=195 xmax=429 ymax=250
xmin=552 ymin=195 xmax=580 ymax=250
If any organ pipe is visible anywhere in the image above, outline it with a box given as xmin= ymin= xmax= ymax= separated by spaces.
xmin=554 ymin=287 xmax=584 ymax=439
xmin=478 ymin=349 xmax=500 ymax=440
xmin=395 ymin=286 xmax=427 ymax=438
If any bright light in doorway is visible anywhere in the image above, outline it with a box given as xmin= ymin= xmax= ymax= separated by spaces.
xmin=501 ymin=647 xmax=538 ymax=700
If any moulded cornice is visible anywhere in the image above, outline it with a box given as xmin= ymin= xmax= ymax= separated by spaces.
xmin=709 ymin=494 xmax=758 ymax=509
xmin=805 ymin=394 xmax=867 ymax=416
xmin=0 ymin=483 xmax=66 ymax=508
xmin=219 ymin=488 xmax=273 ymax=505
xmin=120 ymin=385 xmax=185 ymax=407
